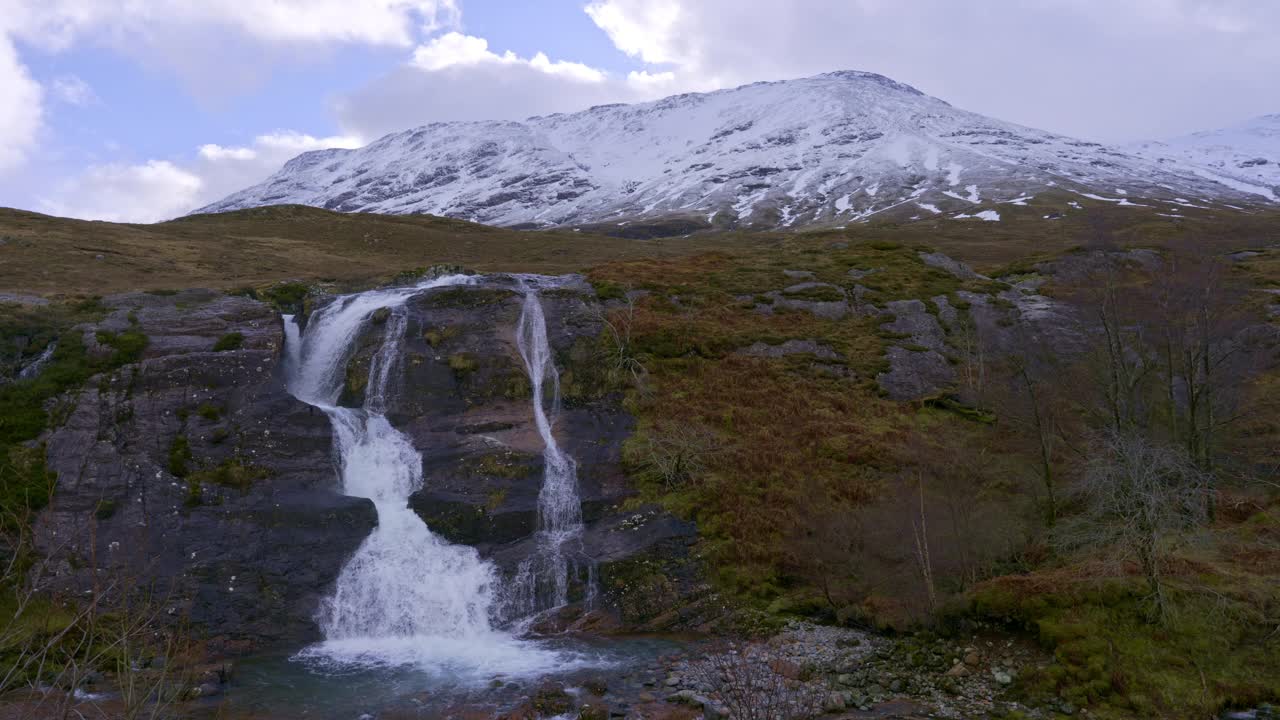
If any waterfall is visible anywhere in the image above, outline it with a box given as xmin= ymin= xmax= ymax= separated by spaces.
xmin=284 ymin=276 xmax=566 ymax=676
xmin=507 ymin=278 xmax=592 ymax=619
xmin=17 ymin=342 xmax=56 ymax=380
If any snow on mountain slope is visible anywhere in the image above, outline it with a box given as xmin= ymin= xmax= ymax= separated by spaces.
xmin=1127 ymin=114 xmax=1280 ymax=202
xmin=197 ymin=71 xmax=1272 ymax=228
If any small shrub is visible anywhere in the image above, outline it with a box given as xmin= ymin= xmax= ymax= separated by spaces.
xmin=94 ymin=498 xmax=117 ymax=520
xmin=448 ymin=353 xmax=478 ymax=375
xmin=183 ymin=479 xmax=203 ymax=507
xmin=589 ymin=278 xmax=627 ymax=302
xmin=423 ymin=325 xmax=460 ymax=347
xmin=167 ymin=436 xmax=192 ymax=478
xmin=259 ymin=282 xmax=310 ymax=313
xmin=188 ymin=458 xmax=270 ymax=493
xmin=211 ymin=332 xmax=244 ymax=352
xmin=196 ymin=403 xmax=222 ymax=422
xmin=95 ymin=330 xmax=148 ymax=365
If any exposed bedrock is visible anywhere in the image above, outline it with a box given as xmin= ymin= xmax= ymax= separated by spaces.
xmin=33 ymin=280 xmax=697 ymax=651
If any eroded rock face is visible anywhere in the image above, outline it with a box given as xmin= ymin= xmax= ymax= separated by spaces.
xmin=35 ymin=291 xmax=375 ymax=652
xmin=876 ymin=299 xmax=956 ymax=400
xmin=33 ymin=280 xmax=697 ymax=649
xmin=325 ymin=278 xmax=693 ymax=616
xmin=875 ymin=253 xmax=1089 ymax=400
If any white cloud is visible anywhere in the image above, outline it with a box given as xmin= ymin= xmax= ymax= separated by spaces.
xmin=250 ymin=131 xmax=364 ymax=154
xmin=336 ymin=34 xmax=656 ymax=140
xmin=584 ymin=0 xmax=687 ymax=66
xmin=44 ymin=131 xmax=366 ymax=221
xmin=410 ymin=32 xmax=606 ymax=83
xmin=0 ymin=35 xmax=43 ymax=174
xmin=7 ymin=0 xmax=461 ymax=51
xmin=410 ymin=31 xmax=494 ymax=70
xmin=50 ymin=74 xmax=97 ymax=106
xmin=625 ymin=70 xmax=680 ymax=94
xmin=198 ymin=144 xmax=257 ymax=162
xmin=0 ymin=0 xmax=459 ymax=181
xmin=39 ymin=160 xmax=203 ymax=223
xmin=3 ymin=0 xmax=462 ymax=103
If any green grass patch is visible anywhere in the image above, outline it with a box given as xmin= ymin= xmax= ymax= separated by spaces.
xmin=973 ymin=576 xmax=1280 ymax=718
xmin=167 ymin=436 xmax=192 ymax=478
xmin=94 ymin=329 xmax=148 ymax=365
xmin=448 ymin=353 xmax=478 ymax=375
xmin=259 ymin=281 xmax=310 ymax=314
xmin=187 ymin=458 xmax=271 ymax=493
xmin=211 ymin=332 xmax=244 ymax=352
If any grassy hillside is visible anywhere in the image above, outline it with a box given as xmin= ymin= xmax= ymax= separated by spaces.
xmin=0 ymin=205 xmax=755 ymax=297
xmin=2 ymin=198 xmax=1276 ymax=297
xmin=2 ymin=200 xmax=1278 ymax=718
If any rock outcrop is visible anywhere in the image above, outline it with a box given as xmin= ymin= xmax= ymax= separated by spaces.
xmin=35 ymin=290 xmax=375 ymax=652
xmin=33 ymin=280 xmax=697 ymax=651
xmin=328 ymin=276 xmax=697 ymax=617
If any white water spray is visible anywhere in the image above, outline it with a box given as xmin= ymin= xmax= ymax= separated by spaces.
xmin=284 ymin=276 xmax=570 ymax=676
xmin=507 ymin=278 xmax=592 ymax=618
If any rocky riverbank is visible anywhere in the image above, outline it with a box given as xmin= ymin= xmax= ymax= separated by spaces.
xmin=480 ymin=622 xmax=1059 ymax=720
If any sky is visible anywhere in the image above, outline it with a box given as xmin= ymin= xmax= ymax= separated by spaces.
xmin=0 ymin=0 xmax=1277 ymax=223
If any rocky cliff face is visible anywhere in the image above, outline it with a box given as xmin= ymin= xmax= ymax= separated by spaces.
xmin=328 ymin=276 xmax=702 ymax=628
xmin=33 ymin=290 xmax=376 ymax=652
xmin=32 ymin=280 xmax=698 ymax=652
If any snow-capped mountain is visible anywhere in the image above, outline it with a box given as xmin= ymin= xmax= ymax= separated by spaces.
xmin=1127 ymin=114 xmax=1280 ymax=203
xmin=198 ymin=71 xmax=1274 ymax=228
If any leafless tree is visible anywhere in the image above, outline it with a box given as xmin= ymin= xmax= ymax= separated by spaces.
xmin=1056 ymin=431 xmax=1209 ymax=620
xmin=950 ymin=307 xmax=988 ymax=405
xmin=909 ymin=476 xmax=938 ymax=613
xmin=783 ymin=494 xmax=870 ymax=610
xmin=685 ymin=644 xmax=826 ymax=720
xmin=992 ymin=348 xmax=1070 ymax=524
xmin=625 ymin=421 xmax=720 ymax=491
xmin=1146 ymin=247 xmax=1255 ymax=518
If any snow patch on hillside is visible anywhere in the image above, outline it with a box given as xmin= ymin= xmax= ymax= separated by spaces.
xmin=197 ymin=72 xmax=1276 ymax=228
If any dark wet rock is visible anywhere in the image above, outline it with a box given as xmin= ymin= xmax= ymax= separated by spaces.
xmin=34 ymin=292 xmax=375 ymax=652
xmin=932 ymin=295 xmax=959 ymax=326
xmin=918 ymin=252 xmax=984 ymax=280
xmin=0 ymin=291 xmax=49 ymax=305
xmin=882 ymin=300 xmax=947 ymax=352
xmin=319 ymin=277 xmax=698 ymax=625
xmin=762 ymin=282 xmax=851 ymax=320
xmin=1035 ymin=248 xmax=1162 ymax=283
xmin=782 ymin=269 xmax=816 ymax=280
xmin=878 ymin=346 xmax=954 ymax=401
xmin=876 ymin=299 xmax=955 ymax=399
xmin=94 ymin=289 xmax=279 ymax=358
xmin=34 ymin=277 xmax=703 ymax=648
xmin=953 ymin=286 xmax=1086 ymax=362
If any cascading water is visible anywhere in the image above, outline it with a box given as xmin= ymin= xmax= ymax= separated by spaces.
xmin=283 ymin=276 xmax=569 ymax=677
xmin=506 ymin=278 xmax=593 ymax=619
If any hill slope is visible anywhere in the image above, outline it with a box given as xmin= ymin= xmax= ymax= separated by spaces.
xmin=197 ymin=71 xmax=1271 ymax=229
xmin=1127 ymin=114 xmax=1280 ymax=202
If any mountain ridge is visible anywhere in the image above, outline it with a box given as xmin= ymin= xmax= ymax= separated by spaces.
xmin=198 ymin=70 xmax=1277 ymax=228
xmin=1126 ymin=113 xmax=1280 ymax=202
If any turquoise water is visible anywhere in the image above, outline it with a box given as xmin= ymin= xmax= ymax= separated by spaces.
xmin=215 ymin=635 xmax=684 ymax=719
